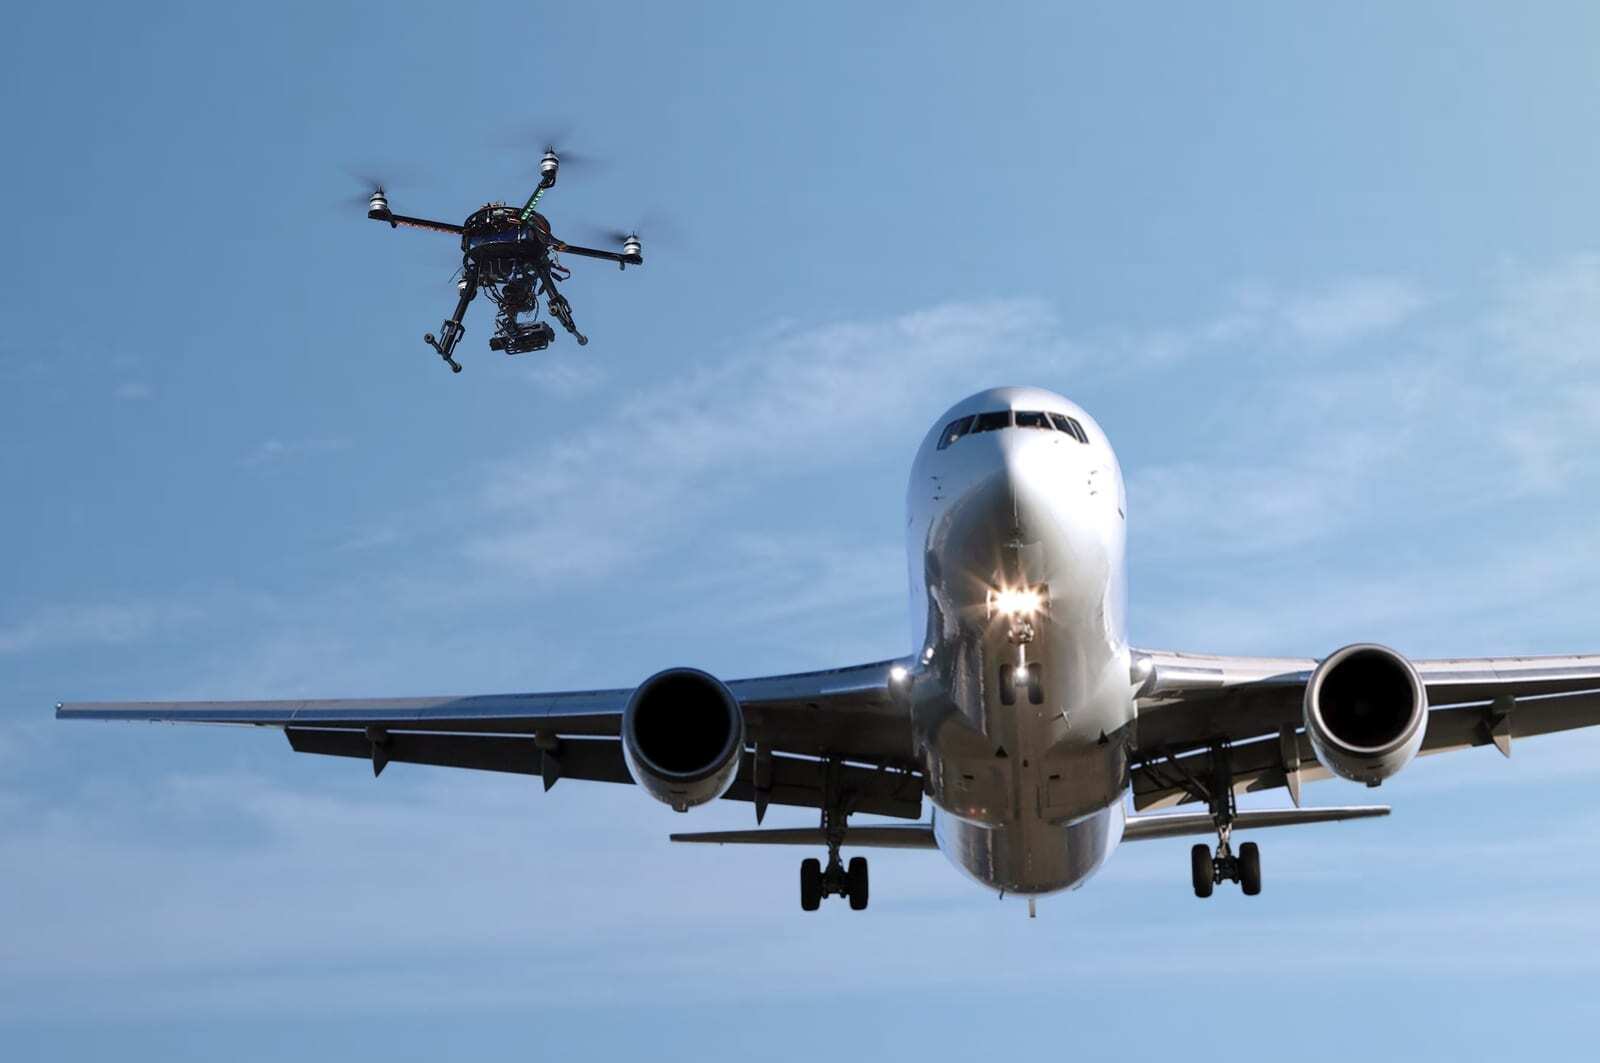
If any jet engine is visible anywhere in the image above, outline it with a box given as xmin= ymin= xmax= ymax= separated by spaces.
xmin=1303 ymin=643 xmax=1428 ymax=785
xmin=622 ymin=668 xmax=746 ymax=811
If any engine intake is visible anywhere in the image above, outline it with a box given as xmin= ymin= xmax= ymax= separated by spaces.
xmin=1304 ymin=643 xmax=1428 ymax=785
xmin=622 ymin=668 xmax=745 ymax=811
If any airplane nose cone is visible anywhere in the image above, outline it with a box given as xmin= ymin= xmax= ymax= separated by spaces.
xmin=998 ymin=426 xmax=1077 ymax=524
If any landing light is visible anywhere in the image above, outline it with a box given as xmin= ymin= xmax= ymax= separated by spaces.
xmin=992 ymin=588 xmax=1043 ymax=617
xmin=889 ymin=665 xmax=909 ymax=683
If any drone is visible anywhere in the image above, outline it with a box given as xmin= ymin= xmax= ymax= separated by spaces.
xmin=363 ymin=149 xmax=643 ymax=373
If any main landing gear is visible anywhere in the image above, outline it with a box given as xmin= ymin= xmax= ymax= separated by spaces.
xmin=799 ymin=758 xmax=869 ymax=911
xmin=1191 ymin=839 xmax=1261 ymax=898
xmin=1187 ymin=740 xmax=1263 ymax=899
xmin=800 ymin=853 xmax=869 ymax=912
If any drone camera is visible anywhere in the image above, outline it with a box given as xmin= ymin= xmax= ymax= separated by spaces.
xmin=367 ymin=190 xmax=390 ymax=219
xmin=490 ymin=320 xmax=556 ymax=355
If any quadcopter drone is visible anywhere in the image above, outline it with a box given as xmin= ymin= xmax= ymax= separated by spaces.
xmin=364 ymin=149 xmax=643 ymax=373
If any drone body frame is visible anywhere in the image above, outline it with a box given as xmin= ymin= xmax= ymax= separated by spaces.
xmin=364 ymin=151 xmax=643 ymax=374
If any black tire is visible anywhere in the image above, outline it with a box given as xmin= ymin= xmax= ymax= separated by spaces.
xmin=1239 ymin=841 xmax=1261 ymax=896
xmin=999 ymin=665 xmax=1017 ymax=706
xmin=1027 ymin=665 xmax=1045 ymax=705
xmin=847 ymin=856 xmax=869 ymax=911
xmin=1191 ymin=843 xmax=1214 ymax=898
xmin=800 ymin=857 xmax=822 ymax=911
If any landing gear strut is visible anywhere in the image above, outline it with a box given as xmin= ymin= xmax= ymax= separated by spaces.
xmin=799 ymin=758 xmax=869 ymax=911
xmin=424 ymin=266 xmax=478 ymax=373
xmin=1187 ymin=741 xmax=1263 ymax=898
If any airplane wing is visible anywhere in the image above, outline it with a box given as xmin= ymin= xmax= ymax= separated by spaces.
xmin=1129 ymin=648 xmax=1600 ymax=809
xmin=56 ymin=658 xmax=924 ymax=821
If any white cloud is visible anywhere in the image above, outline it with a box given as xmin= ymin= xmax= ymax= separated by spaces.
xmin=464 ymin=300 xmax=1071 ymax=582
xmin=519 ymin=359 xmax=607 ymax=397
xmin=1279 ymin=276 xmax=1426 ymax=345
xmin=0 ymin=601 xmax=203 ymax=656
xmin=241 ymin=436 xmax=347 ymax=467
xmin=1486 ymin=253 xmax=1600 ymax=371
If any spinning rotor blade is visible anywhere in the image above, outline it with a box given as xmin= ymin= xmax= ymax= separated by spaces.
xmin=571 ymin=214 xmax=682 ymax=249
xmin=338 ymin=166 xmax=416 ymax=208
xmin=506 ymin=123 xmax=605 ymax=171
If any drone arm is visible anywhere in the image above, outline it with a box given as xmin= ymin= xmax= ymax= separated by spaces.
xmin=368 ymin=210 xmax=465 ymax=236
xmin=551 ymin=240 xmax=644 ymax=266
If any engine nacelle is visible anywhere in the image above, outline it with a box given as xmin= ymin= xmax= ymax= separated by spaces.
xmin=621 ymin=668 xmax=745 ymax=812
xmin=1304 ymin=643 xmax=1428 ymax=785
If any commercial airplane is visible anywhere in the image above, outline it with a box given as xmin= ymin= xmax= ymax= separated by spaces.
xmin=58 ymin=387 xmax=1600 ymax=913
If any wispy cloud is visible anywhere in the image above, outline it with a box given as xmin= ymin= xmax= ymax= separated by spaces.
xmin=112 ymin=381 xmax=152 ymax=401
xmin=519 ymin=359 xmax=608 ymax=397
xmin=1127 ymin=257 xmax=1600 ymax=575
xmin=463 ymin=300 xmax=1071 ymax=583
xmin=1279 ymin=276 xmax=1427 ymax=345
xmin=0 ymin=601 xmax=203 ymax=656
xmin=241 ymin=436 xmax=347 ymax=467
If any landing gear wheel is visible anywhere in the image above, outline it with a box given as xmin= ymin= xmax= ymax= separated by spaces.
xmin=847 ymin=856 xmax=870 ymax=911
xmin=1238 ymin=841 xmax=1261 ymax=896
xmin=1191 ymin=843 xmax=1214 ymax=898
xmin=800 ymin=857 xmax=822 ymax=911
xmin=1026 ymin=665 xmax=1044 ymax=705
xmin=999 ymin=665 xmax=1017 ymax=706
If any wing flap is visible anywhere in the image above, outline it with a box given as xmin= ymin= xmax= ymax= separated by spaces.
xmin=670 ymin=825 xmax=937 ymax=848
xmin=1133 ymin=689 xmax=1600 ymax=809
xmin=283 ymin=727 xmax=924 ymax=819
xmin=285 ymin=729 xmax=632 ymax=781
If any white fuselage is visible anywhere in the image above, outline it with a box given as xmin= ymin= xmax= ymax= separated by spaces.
xmin=905 ymin=386 xmax=1133 ymax=895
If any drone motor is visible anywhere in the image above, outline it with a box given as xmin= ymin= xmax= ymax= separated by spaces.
xmin=366 ymin=189 xmax=389 ymax=219
xmin=539 ymin=150 xmax=560 ymax=187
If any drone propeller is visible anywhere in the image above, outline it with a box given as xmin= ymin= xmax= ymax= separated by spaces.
xmin=338 ymin=167 xmax=414 ymax=210
xmin=339 ymin=180 xmax=385 ymax=209
xmin=507 ymin=123 xmax=605 ymax=172
xmin=572 ymin=214 xmax=681 ymax=251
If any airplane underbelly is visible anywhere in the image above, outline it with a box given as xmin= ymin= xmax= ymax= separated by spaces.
xmin=935 ymin=802 xmax=1125 ymax=895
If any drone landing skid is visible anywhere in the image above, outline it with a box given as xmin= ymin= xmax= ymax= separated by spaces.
xmin=423 ymin=267 xmax=479 ymax=373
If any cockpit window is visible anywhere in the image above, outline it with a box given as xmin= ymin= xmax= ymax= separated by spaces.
xmin=1049 ymin=412 xmax=1089 ymax=443
xmin=937 ymin=415 xmax=975 ymax=450
xmin=1014 ymin=411 xmax=1051 ymax=429
xmin=970 ymin=410 xmax=1012 ymax=433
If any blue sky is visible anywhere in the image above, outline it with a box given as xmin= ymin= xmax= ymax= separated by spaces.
xmin=5 ymin=1 xmax=1600 ymax=1058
